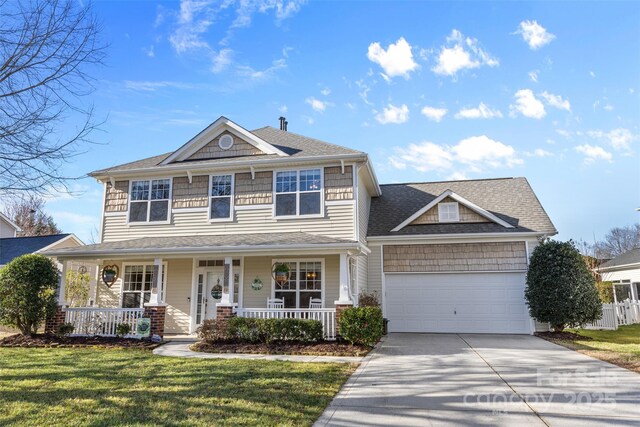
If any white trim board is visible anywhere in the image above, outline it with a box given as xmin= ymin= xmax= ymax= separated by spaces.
xmin=390 ymin=189 xmax=514 ymax=232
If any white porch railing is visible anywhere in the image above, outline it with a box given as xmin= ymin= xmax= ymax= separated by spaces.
xmin=583 ymin=301 xmax=640 ymax=330
xmin=235 ymin=308 xmax=337 ymax=340
xmin=65 ymin=308 xmax=145 ymax=338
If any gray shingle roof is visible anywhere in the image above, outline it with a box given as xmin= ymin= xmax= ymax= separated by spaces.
xmin=91 ymin=126 xmax=363 ymax=175
xmin=368 ymin=177 xmax=557 ymax=237
xmin=599 ymin=248 xmax=640 ymax=269
xmin=0 ymin=234 xmax=71 ymax=265
xmin=43 ymin=232 xmax=358 ymax=257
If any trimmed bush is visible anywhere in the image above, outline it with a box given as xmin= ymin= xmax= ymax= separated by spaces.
xmin=525 ymin=239 xmax=602 ymax=332
xmin=115 ymin=323 xmax=131 ymax=337
xmin=0 ymin=254 xmax=59 ymax=335
xmin=358 ymin=291 xmax=380 ymax=307
xmin=57 ymin=322 xmax=74 ymax=337
xmin=198 ymin=317 xmax=323 ymax=344
xmin=339 ymin=306 xmax=383 ymax=346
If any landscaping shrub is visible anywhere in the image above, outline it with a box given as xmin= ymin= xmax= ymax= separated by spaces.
xmin=0 ymin=254 xmax=59 ymax=335
xmin=358 ymin=291 xmax=380 ymax=307
xmin=115 ymin=323 xmax=131 ymax=337
xmin=57 ymin=322 xmax=74 ymax=337
xmin=596 ymin=281 xmax=614 ymax=303
xmin=525 ymin=239 xmax=602 ymax=332
xmin=339 ymin=306 xmax=383 ymax=346
xmin=198 ymin=317 xmax=323 ymax=344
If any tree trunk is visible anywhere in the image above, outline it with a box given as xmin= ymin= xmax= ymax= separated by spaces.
xmin=552 ymin=324 xmax=565 ymax=333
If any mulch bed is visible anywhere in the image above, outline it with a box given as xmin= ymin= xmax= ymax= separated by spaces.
xmin=191 ymin=340 xmax=371 ymax=357
xmin=535 ymin=331 xmax=593 ymax=341
xmin=0 ymin=333 xmax=162 ymax=349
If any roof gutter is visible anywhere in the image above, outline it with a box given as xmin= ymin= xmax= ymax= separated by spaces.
xmin=367 ymin=232 xmax=549 ymax=242
xmin=364 ymin=155 xmax=382 ymax=196
xmin=598 ymin=261 xmax=640 ymax=272
xmin=90 ymin=153 xmax=369 ymax=180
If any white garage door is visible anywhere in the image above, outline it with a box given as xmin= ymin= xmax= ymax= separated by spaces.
xmin=385 ymin=272 xmax=531 ymax=334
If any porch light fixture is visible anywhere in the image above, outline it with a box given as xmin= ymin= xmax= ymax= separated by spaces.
xmin=306 ymin=272 xmax=317 ymax=280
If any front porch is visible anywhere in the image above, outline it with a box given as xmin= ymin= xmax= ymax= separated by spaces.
xmin=46 ymin=234 xmax=365 ymax=339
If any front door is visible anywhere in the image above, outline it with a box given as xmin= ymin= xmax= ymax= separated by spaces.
xmin=194 ymin=267 xmax=225 ymax=325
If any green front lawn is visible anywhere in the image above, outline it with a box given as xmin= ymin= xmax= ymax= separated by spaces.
xmin=558 ymin=324 xmax=640 ymax=373
xmin=0 ymin=347 xmax=355 ymax=426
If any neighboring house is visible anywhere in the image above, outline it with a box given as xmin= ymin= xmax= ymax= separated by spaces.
xmin=44 ymin=116 xmax=556 ymax=337
xmin=0 ymin=234 xmax=84 ymax=268
xmin=598 ymin=248 xmax=640 ymax=302
xmin=0 ymin=212 xmax=21 ymax=238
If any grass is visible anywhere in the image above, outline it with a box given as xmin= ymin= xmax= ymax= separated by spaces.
xmin=551 ymin=324 xmax=640 ymax=373
xmin=0 ymin=347 xmax=355 ymax=426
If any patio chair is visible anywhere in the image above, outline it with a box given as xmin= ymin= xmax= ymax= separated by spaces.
xmin=308 ymin=298 xmax=323 ymax=309
xmin=267 ymin=298 xmax=285 ymax=309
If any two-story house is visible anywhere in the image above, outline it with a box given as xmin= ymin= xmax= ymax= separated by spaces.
xmin=45 ymin=116 xmax=556 ymax=338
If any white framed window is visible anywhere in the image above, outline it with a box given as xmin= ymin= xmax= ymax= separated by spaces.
xmin=129 ymin=179 xmax=171 ymax=223
xmin=121 ymin=263 xmax=166 ymax=308
xmin=272 ymin=259 xmax=323 ymax=308
xmin=438 ymin=202 xmax=459 ymax=222
xmin=210 ymin=174 xmax=233 ymax=220
xmin=274 ymin=169 xmax=322 ymax=217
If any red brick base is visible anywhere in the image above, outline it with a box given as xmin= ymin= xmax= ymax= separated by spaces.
xmin=45 ymin=305 xmax=66 ymax=334
xmin=143 ymin=305 xmax=166 ymax=338
xmin=216 ymin=305 xmax=236 ymax=320
xmin=335 ymin=302 xmax=354 ymax=336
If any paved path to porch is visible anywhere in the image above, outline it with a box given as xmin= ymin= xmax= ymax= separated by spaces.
xmin=153 ymin=341 xmax=364 ymax=363
xmin=315 ymin=333 xmax=640 ymax=427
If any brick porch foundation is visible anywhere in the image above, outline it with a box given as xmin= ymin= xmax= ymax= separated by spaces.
xmin=45 ymin=305 xmax=66 ymax=334
xmin=143 ymin=305 xmax=166 ymax=338
xmin=216 ymin=305 xmax=236 ymax=320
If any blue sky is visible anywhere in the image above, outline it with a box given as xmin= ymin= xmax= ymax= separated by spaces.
xmin=37 ymin=0 xmax=639 ymax=244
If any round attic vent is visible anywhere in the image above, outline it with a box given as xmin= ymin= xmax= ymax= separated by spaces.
xmin=218 ymin=134 xmax=234 ymax=150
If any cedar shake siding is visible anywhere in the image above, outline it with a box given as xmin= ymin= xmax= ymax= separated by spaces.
xmin=383 ymin=242 xmax=528 ymax=273
xmin=186 ymin=132 xmax=263 ymax=161
xmin=235 ymin=171 xmax=273 ymax=206
xmin=172 ymin=176 xmax=209 ymax=209
xmin=410 ymin=197 xmax=489 ymax=225
xmin=104 ymin=181 xmax=129 ymax=213
xmin=325 ymin=166 xmax=354 ymax=201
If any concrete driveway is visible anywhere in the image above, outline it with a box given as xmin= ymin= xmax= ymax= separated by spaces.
xmin=316 ymin=333 xmax=640 ymax=426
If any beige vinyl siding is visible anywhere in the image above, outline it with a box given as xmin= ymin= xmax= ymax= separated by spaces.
xmin=601 ymin=267 xmax=640 ymax=283
xmin=383 ymin=242 xmax=528 ymax=273
xmin=356 ymin=254 xmax=368 ymax=298
xmin=102 ymin=204 xmax=355 ymax=242
xmin=241 ymin=255 xmax=340 ymax=308
xmin=95 ymin=260 xmax=125 ymax=308
xmin=164 ymin=259 xmax=192 ymax=334
xmin=357 ymin=168 xmax=371 ymax=244
xmin=367 ymin=245 xmax=383 ymax=296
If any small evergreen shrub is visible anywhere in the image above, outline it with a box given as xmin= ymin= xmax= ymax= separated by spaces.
xmin=198 ymin=319 xmax=231 ymax=342
xmin=57 ymin=322 xmax=74 ymax=337
xmin=115 ymin=323 xmax=131 ymax=337
xmin=198 ymin=317 xmax=323 ymax=344
xmin=339 ymin=307 xmax=383 ymax=346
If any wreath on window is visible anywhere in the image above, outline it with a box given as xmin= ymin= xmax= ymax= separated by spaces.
xmin=102 ymin=265 xmax=119 ymax=288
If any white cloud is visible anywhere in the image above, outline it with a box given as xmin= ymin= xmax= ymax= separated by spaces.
xmin=390 ymin=135 xmax=522 ymax=174
xmin=556 ymin=129 xmax=571 ymax=138
xmin=575 ymin=144 xmax=613 ymax=164
xmin=540 ymin=91 xmax=571 ymax=111
xmin=421 ymin=106 xmax=448 ymax=122
xmin=278 ymin=104 xmax=288 ymax=113
xmin=305 ymin=96 xmax=331 ymax=112
xmin=590 ymin=71 xmax=596 ymax=78
xmin=143 ymin=45 xmax=155 ymax=58
xmin=588 ymin=128 xmax=636 ymax=152
xmin=447 ymin=171 xmax=468 ymax=181
xmin=454 ymin=102 xmax=503 ymax=119
xmin=604 ymin=104 xmax=614 ymax=111
xmin=375 ymin=104 xmax=409 ymax=124
xmin=236 ymin=57 xmax=287 ymax=81
xmin=528 ymin=70 xmax=539 ymax=82
xmin=367 ymin=37 xmax=418 ymax=79
xmin=510 ymin=89 xmax=546 ymax=119
xmin=320 ymin=87 xmax=331 ymax=96
xmin=211 ymin=48 xmax=233 ymax=73
xmin=432 ymin=30 xmax=498 ymax=77
xmin=525 ymin=148 xmax=554 ymax=157
xmin=516 ymin=20 xmax=555 ymax=50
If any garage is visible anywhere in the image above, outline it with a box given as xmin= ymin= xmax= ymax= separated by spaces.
xmin=385 ymin=272 xmax=532 ymax=334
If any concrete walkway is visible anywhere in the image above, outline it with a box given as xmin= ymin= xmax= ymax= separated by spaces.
xmin=153 ymin=341 xmax=363 ymax=363
xmin=316 ymin=333 xmax=640 ymax=427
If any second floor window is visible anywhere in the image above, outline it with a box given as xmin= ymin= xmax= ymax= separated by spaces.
xmin=210 ymin=175 xmax=233 ymax=220
xmin=129 ymin=179 xmax=171 ymax=223
xmin=275 ymin=169 xmax=322 ymax=216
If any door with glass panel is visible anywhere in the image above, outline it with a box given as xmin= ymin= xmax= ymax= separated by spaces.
xmin=194 ymin=268 xmax=224 ymax=325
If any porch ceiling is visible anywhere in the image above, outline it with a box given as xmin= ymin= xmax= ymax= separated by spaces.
xmin=43 ymin=232 xmax=362 ymax=259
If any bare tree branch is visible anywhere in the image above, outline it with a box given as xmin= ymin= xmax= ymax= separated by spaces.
xmin=0 ymin=0 xmax=106 ymax=197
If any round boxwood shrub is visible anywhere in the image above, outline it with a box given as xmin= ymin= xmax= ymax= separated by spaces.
xmin=525 ymin=240 xmax=602 ymax=332
xmin=339 ymin=306 xmax=383 ymax=346
xmin=0 ymin=254 xmax=59 ymax=335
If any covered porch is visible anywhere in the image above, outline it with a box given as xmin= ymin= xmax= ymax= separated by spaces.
xmin=44 ymin=232 xmax=367 ymax=340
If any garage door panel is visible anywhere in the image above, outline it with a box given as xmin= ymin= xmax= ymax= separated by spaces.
xmin=385 ymin=272 xmax=530 ymax=334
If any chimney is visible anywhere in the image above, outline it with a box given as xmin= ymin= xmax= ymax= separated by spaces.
xmin=279 ymin=116 xmax=288 ymax=131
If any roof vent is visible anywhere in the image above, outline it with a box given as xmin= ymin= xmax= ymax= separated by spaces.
xmin=279 ymin=116 xmax=288 ymax=131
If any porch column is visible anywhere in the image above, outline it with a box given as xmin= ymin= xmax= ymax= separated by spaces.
xmin=335 ymin=252 xmax=353 ymax=305
xmin=144 ymin=258 xmax=167 ymax=339
xmin=147 ymin=258 xmax=164 ymax=305
xmin=58 ymin=259 xmax=69 ymax=306
xmin=216 ymin=257 xmax=237 ymax=320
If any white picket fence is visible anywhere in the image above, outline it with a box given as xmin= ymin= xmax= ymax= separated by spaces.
xmin=583 ymin=301 xmax=640 ymax=330
xmin=235 ymin=308 xmax=337 ymax=340
xmin=65 ymin=308 xmax=145 ymax=338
